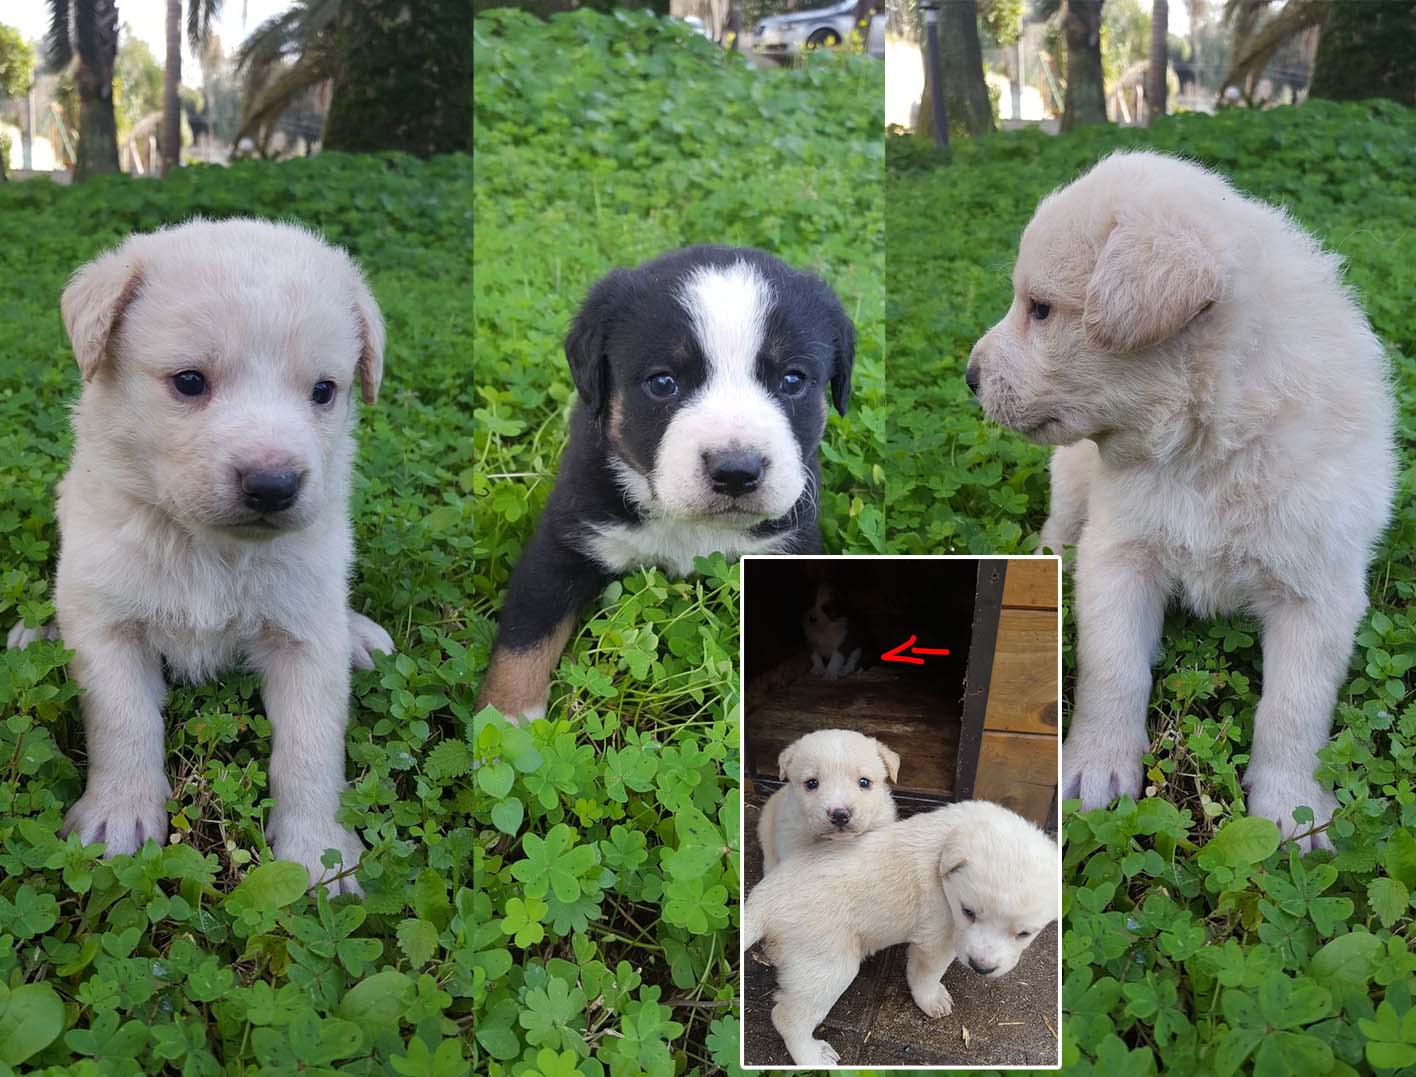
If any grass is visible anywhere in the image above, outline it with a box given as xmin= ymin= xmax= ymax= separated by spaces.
xmin=0 ymin=152 xmax=476 ymax=1072
xmin=471 ymin=10 xmax=883 ymax=1075
xmin=887 ymin=100 xmax=1416 ymax=1075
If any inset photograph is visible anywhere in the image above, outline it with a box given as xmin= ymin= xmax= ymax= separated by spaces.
xmin=740 ymin=556 xmax=1061 ymax=1069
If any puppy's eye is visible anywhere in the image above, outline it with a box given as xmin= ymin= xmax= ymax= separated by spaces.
xmin=858 ymin=777 xmax=871 ymax=789
xmin=171 ymin=370 xmax=207 ymax=397
xmin=311 ymin=380 xmax=336 ymax=406
xmin=804 ymin=778 xmax=819 ymax=791
xmin=779 ymin=370 xmax=808 ymax=397
xmin=645 ymin=373 xmax=678 ymax=400
xmin=962 ymin=906 xmax=976 ymax=922
xmin=1028 ymin=299 xmax=1051 ymax=321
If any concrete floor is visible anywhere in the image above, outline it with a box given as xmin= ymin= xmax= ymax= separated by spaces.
xmin=741 ymin=798 xmax=1060 ymax=1068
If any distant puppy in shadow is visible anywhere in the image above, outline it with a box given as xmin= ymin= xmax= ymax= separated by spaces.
xmin=758 ymin=729 xmax=899 ymax=873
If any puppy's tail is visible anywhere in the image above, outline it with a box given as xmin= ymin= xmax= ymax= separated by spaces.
xmin=740 ymin=889 xmax=766 ymax=951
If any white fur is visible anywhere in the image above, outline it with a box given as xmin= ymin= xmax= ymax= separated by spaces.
xmin=9 ymin=218 xmax=396 ymax=894
xmin=583 ymin=514 xmax=794 ymax=577
xmin=743 ymin=801 xmax=1058 ymax=1067
xmin=758 ymin=729 xmax=899 ymax=873
xmin=968 ymin=152 xmax=1396 ymax=850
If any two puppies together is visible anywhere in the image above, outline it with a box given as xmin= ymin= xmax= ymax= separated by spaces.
xmin=749 ymin=730 xmax=1058 ymax=1066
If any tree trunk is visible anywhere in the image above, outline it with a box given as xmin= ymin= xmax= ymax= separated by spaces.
xmin=1061 ymin=0 xmax=1107 ymax=131
xmin=939 ymin=0 xmax=994 ymax=136
xmin=324 ymin=0 xmax=475 ymax=157
xmin=1309 ymin=0 xmax=1415 ymax=107
xmin=162 ymin=0 xmax=182 ymax=175
xmin=1146 ymin=0 xmax=1168 ymax=123
xmin=916 ymin=10 xmax=949 ymax=147
xmin=73 ymin=0 xmax=121 ymax=182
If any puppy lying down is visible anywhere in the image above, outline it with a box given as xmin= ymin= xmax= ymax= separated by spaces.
xmin=758 ymin=728 xmax=899 ymax=873
xmin=743 ymin=800 xmax=1058 ymax=1066
xmin=8 ymin=218 xmax=394 ymax=894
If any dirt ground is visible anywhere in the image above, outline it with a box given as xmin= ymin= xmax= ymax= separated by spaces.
xmin=741 ymin=797 xmax=1061 ymax=1068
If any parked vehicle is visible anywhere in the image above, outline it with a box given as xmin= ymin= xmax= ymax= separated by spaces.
xmin=752 ymin=1 xmax=884 ymax=62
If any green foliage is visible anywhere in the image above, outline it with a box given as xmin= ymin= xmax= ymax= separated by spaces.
xmin=0 ymin=21 xmax=36 ymax=99
xmin=113 ymin=25 xmax=163 ymax=141
xmin=1309 ymin=0 xmax=1416 ymax=108
xmin=889 ymin=99 xmax=1416 ymax=1073
xmin=324 ymin=0 xmax=475 ymax=157
xmin=0 ymin=151 xmax=475 ymax=1070
xmin=473 ymin=9 xmax=880 ymax=1073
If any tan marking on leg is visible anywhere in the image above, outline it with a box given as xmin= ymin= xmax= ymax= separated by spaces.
xmin=476 ymin=613 xmax=578 ymax=724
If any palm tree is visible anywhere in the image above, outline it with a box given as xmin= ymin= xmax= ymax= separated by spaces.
xmin=1061 ymin=0 xmax=1107 ymax=129
xmin=161 ymin=0 xmax=222 ymax=175
xmin=1146 ymin=0 xmax=1168 ymax=122
xmin=47 ymin=0 xmax=122 ymax=180
xmin=233 ymin=0 xmax=340 ymax=151
xmin=940 ymin=0 xmax=994 ymax=137
xmin=1221 ymin=0 xmax=1326 ymax=97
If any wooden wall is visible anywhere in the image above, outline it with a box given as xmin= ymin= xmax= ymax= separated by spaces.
xmin=970 ymin=560 xmax=1060 ymax=828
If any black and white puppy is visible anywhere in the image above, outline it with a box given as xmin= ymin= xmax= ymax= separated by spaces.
xmin=480 ymin=246 xmax=855 ymax=720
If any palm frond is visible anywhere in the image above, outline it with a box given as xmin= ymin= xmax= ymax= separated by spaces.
xmin=1223 ymin=0 xmax=1328 ymax=89
xmin=45 ymin=0 xmax=72 ymax=69
xmin=234 ymin=58 xmax=332 ymax=146
xmin=188 ymin=0 xmax=224 ymax=50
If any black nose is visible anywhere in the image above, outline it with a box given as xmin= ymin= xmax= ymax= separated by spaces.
xmin=968 ymin=957 xmax=996 ymax=975
xmin=240 ymin=469 xmax=302 ymax=513
xmin=828 ymin=808 xmax=851 ymax=828
xmin=964 ymin=364 xmax=981 ymax=395
xmin=705 ymin=451 xmax=765 ymax=497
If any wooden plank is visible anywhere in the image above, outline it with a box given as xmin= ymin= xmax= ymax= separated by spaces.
xmin=983 ymin=609 xmax=1060 ymax=736
xmin=1002 ymin=559 xmax=1060 ymax=609
xmin=971 ymin=729 xmax=1057 ymax=827
xmin=955 ymin=559 xmax=1006 ymax=801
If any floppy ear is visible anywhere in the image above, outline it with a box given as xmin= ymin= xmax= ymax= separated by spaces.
xmin=874 ymin=739 xmax=901 ymax=784
xmin=937 ymin=829 xmax=968 ymax=890
xmin=352 ymin=275 xmax=386 ymax=405
xmin=61 ymin=247 xmax=144 ymax=381
xmin=776 ymin=743 xmax=797 ymax=781
xmin=564 ymin=268 xmax=631 ymax=418
xmin=1082 ymin=212 xmax=1226 ymax=354
xmin=829 ymin=303 xmax=855 ymax=416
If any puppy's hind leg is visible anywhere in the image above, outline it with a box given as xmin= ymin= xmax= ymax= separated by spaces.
xmin=906 ymin=941 xmax=956 ymax=1018
xmin=348 ymin=610 xmax=394 ymax=670
xmin=771 ymin=954 xmax=859 ymax=1067
xmin=1040 ymin=440 xmax=1098 ymax=559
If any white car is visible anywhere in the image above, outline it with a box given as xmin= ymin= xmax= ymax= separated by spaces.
xmin=752 ymin=0 xmax=885 ymax=61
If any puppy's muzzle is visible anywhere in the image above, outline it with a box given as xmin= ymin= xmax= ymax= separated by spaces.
xmin=704 ymin=450 xmax=766 ymax=498
xmin=968 ymin=956 xmax=997 ymax=975
xmin=964 ymin=361 xmax=981 ymax=396
xmin=827 ymin=807 xmax=852 ymax=829
xmin=240 ymin=469 xmax=304 ymax=514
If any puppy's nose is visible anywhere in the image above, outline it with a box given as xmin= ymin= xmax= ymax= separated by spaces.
xmin=968 ymin=957 xmax=997 ymax=975
xmin=964 ymin=363 xmax=981 ymax=396
xmin=705 ymin=451 xmax=766 ymax=497
xmin=828 ymin=808 xmax=851 ymax=828
xmin=240 ymin=469 xmax=302 ymax=513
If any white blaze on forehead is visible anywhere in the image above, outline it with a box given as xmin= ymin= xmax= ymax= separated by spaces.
xmin=678 ymin=260 xmax=773 ymax=378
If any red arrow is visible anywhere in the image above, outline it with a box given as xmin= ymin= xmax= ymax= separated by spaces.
xmin=880 ymin=635 xmax=952 ymax=665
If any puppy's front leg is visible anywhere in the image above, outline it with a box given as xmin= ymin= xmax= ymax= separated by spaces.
xmin=479 ymin=526 xmax=605 ymax=723
xmin=1063 ymin=541 xmax=1167 ymax=810
xmin=1039 ymin=441 xmax=1097 ymax=557
xmin=251 ymin=625 xmax=364 ymax=895
xmin=1244 ymin=591 xmax=1363 ymax=851
xmin=906 ymin=941 xmax=956 ymax=1018
xmin=63 ymin=625 xmax=170 ymax=854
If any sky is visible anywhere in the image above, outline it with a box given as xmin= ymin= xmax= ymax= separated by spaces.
xmin=6 ymin=1 xmax=295 ymax=86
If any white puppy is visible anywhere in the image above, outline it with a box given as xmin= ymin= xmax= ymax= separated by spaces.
xmin=967 ymin=152 xmax=1395 ymax=849
xmin=743 ymin=800 xmax=1058 ymax=1067
xmin=758 ymin=729 xmax=898 ymax=873
xmin=8 ymin=218 xmax=395 ymax=893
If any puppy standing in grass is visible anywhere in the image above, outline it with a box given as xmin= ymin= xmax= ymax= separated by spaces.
xmin=758 ymin=728 xmax=898 ymax=873
xmin=744 ymin=800 xmax=1058 ymax=1066
xmin=7 ymin=219 xmax=394 ymax=894
xmin=967 ymin=152 xmax=1396 ymax=848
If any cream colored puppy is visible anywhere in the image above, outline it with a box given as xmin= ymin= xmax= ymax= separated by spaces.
xmin=967 ymin=152 xmax=1395 ymax=850
xmin=758 ymin=729 xmax=899 ymax=873
xmin=743 ymin=800 xmax=1058 ymax=1067
xmin=7 ymin=218 xmax=395 ymax=894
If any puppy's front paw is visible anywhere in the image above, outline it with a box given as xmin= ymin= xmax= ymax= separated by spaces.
xmin=349 ymin=611 xmax=394 ymax=671
xmin=1061 ymin=727 xmax=1146 ymax=811
xmin=911 ymin=981 xmax=954 ymax=1019
xmin=795 ymin=1039 xmax=840 ymax=1067
xmin=7 ymin=620 xmax=60 ymax=650
xmin=63 ymin=779 xmax=170 ymax=856
xmin=1243 ymin=770 xmax=1336 ymax=853
xmin=270 ymin=815 xmax=366 ymax=896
